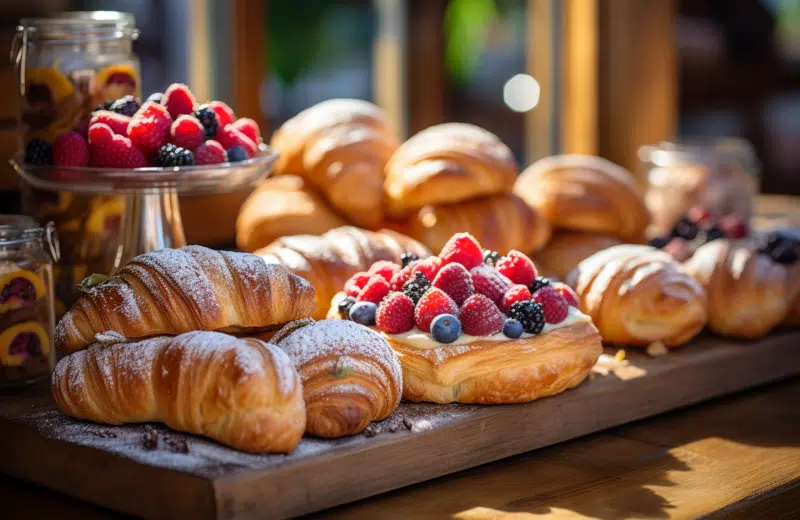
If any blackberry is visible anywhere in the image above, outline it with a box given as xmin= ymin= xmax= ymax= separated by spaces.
xmin=400 ymin=253 xmax=419 ymax=268
xmin=770 ymin=243 xmax=798 ymax=265
xmin=193 ymin=103 xmax=219 ymax=139
xmin=403 ymin=271 xmax=430 ymax=304
xmin=24 ymin=139 xmax=53 ymax=165
xmin=155 ymin=144 xmax=195 ymax=167
xmin=671 ymin=217 xmax=698 ymax=240
xmin=93 ymin=100 xmax=114 ymax=113
xmin=509 ymin=300 xmax=546 ymax=334
xmin=698 ymin=224 xmax=724 ymax=244
xmin=529 ymin=276 xmax=551 ymax=294
xmin=483 ymin=250 xmax=502 ymax=267
xmin=337 ymin=296 xmax=356 ymax=320
xmin=146 ymin=92 xmax=164 ymax=104
xmin=110 ymin=95 xmax=141 ymax=117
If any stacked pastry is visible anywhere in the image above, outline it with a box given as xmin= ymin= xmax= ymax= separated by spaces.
xmin=515 ymin=155 xmax=649 ymax=280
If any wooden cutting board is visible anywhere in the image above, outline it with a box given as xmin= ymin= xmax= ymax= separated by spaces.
xmin=1 ymin=330 xmax=798 ymax=519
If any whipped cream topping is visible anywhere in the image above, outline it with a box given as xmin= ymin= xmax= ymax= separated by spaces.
xmin=385 ymin=306 xmax=592 ymax=349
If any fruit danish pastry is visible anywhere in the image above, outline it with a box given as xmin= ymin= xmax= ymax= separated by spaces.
xmin=327 ymin=233 xmax=602 ymax=404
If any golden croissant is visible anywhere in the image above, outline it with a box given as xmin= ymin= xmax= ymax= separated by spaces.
xmin=52 ymin=331 xmax=306 ymax=453
xmin=55 ymin=246 xmax=316 ymax=354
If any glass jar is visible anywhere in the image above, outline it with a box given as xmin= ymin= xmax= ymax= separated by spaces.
xmin=0 ymin=216 xmax=59 ymax=388
xmin=640 ymin=138 xmax=760 ymax=237
xmin=12 ymin=12 xmax=140 ymax=316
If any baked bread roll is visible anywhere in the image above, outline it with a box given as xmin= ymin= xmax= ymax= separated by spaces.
xmin=52 ymin=331 xmax=305 ymax=454
xmin=55 ymin=246 xmax=316 ymax=354
xmin=276 ymin=320 xmax=402 ymax=437
xmin=235 ymin=175 xmax=347 ymax=253
xmin=566 ymin=245 xmax=707 ymax=347
xmin=684 ymin=240 xmax=789 ymax=338
xmin=255 ymin=226 xmax=431 ymax=319
xmin=406 ymin=193 xmax=550 ymax=255
xmin=515 ymin=154 xmax=649 ymax=241
xmin=533 ymin=232 xmax=622 ymax=281
xmin=384 ymin=123 xmax=518 ymax=217
xmin=270 ymin=99 xmax=399 ymax=229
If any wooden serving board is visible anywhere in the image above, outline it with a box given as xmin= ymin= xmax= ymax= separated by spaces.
xmin=1 ymin=331 xmax=799 ymax=519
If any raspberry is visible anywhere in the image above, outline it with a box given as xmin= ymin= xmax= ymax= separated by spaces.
xmin=87 ymin=123 xmax=114 ymax=146
xmin=414 ymin=288 xmax=459 ymax=333
xmin=127 ymin=102 xmax=173 ymax=155
xmin=376 ymin=293 xmax=415 ymax=334
xmin=509 ymin=300 xmax=545 ymax=334
xmin=390 ymin=264 xmax=416 ymax=292
xmin=688 ymin=206 xmax=714 ymax=225
xmin=500 ymin=284 xmax=532 ymax=314
xmin=719 ymin=215 xmax=748 ymax=239
xmin=217 ymin=124 xmax=258 ymax=157
xmin=440 ymin=233 xmax=483 ymax=270
xmin=470 ymin=264 xmax=513 ymax=305
xmin=403 ymin=271 xmax=431 ymax=304
xmin=496 ymin=250 xmax=538 ymax=286
xmin=460 ymin=294 xmax=505 ymax=336
xmin=368 ymin=260 xmax=400 ymax=282
xmin=193 ymin=140 xmax=227 ymax=165
xmin=411 ymin=257 xmax=442 ymax=281
xmin=162 ymin=83 xmax=197 ymax=119
xmin=53 ymin=132 xmax=89 ymax=167
xmin=552 ymin=282 xmax=579 ymax=307
xmin=170 ymin=115 xmax=205 ymax=150
xmin=89 ymin=110 xmax=131 ymax=135
xmin=88 ymin=131 xmax=147 ymax=169
xmin=357 ymin=276 xmax=390 ymax=304
xmin=232 ymin=117 xmax=261 ymax=143
xmin=531 ymin=286 xmax=569 ymax=324
xmin=209 ymin=101 xmax=235 ymax=128
xmin=344 ymin=272 xmax=371 ymax=297
xmin=432 ymin=263 xmax=474 ymax=305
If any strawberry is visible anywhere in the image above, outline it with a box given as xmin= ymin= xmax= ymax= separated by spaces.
xmin=88 ymin=130 xmax=147 ymax=169
xmin=170 ymin=115 xmax=205 ymax=150
xmin=414 ymin=288 xmax=459 ymax=333
xmin=410 ymin=256 xmax=442 ymax=281
xmin=232 ymin=117 xmax=261 ymax=143
xmin=89 ymin=110 xmax=131 ymax=135
xmin=162 ymin=83 xmax=197 ymax=119
xmin=194 ymin=140 xmax=227 ymax=165
xmin=53 ymin=132 xmax=89 ymax=167
xmin=344 ymin=272 xmax=371 ymax=297
xmin=432 ymin=263 xmax=474 ymax=305
xmin=209 ymin=101 xmax=235 ymax=128
xmin=460 ymin=294 xmax=505 ymax=336
xmin=531 ymin=286 xmax=569 ymax=324
xmin=552 ymin=282 xmax=579 ymax=308
xmin=376 ymin=293 xmax=415 ymax=334
xmin=217 ymin=124 xmax=258 ymax=157
xmin=127 ymin=102 xmax=173 ymax=155
xmin=368 ymin=260 xmax=401 ymax=282
xmin=439 ymin=233 xmax=483 ymax=270
xmin=470 ymin=264 xmax=513 ymax=305
xmin=357 ymin=276 xmax=391 ymax=304
xmin=496 ymin=250 xmax=538 ymax=286
xmin=501 ymin=284 xmax=532 ymax=314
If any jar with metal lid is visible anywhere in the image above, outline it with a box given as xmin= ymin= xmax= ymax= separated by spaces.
xmin=0 ymin=216 xmax=59 ymax=388
xmin=640 ymin=138 xmax=760 ymax=237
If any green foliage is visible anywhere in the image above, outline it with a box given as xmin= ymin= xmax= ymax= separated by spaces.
xmin=268 ymin=0 xmax=330 ymax=86
xmin=444 ymin=0 xmax=498 ymax=84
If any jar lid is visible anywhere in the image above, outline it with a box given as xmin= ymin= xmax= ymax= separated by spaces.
xmin=0 ymin=216 xmax=59 ymax=262
xmin=639 ymin=137 xmax=760 ymax=174
xmin=16 ymin=11 xmax=139 ymax=44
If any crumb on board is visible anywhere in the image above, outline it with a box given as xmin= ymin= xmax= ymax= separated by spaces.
xmin=646 ymin=341 xmax=668 ymax=357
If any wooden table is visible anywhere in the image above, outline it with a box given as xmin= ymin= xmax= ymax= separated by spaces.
xmin=3 ymin=376 xmax=798 ymax=519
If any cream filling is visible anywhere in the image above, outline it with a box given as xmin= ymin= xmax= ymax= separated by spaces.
xmin=386 ymin=306 xmax=592 ymax=349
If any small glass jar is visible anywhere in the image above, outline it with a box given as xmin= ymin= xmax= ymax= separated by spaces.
xmin=640 ymin=138 xmax=760 ymax=237
xmin=0 ymin=216 xmax=59 ymax=388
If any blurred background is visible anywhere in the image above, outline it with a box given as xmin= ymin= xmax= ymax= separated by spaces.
xmin=1 ymin=0 xmax=798 ymax=209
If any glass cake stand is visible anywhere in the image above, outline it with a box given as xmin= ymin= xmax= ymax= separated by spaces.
xmin=11 ymin=144 xmax=278 ymax=273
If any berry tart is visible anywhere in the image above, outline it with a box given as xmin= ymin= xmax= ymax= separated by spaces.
xmin=327 ymin=233 xmax=602 ymax=404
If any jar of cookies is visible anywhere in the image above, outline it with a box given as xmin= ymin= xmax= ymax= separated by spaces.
xmin=640 ymin=138 xmax=760 ymax=238
xmin=0 ymin=216 xmax=58 ymax=388
xmin=12 ymin=11 xmax=140 ymax=316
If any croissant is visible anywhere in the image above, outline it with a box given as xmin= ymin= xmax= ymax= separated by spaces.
xmin=235 ymin=175 xmax=347 ymax=253
xmin=55 ymin=246 xmax=316 ymax=354
xmin=566 ymin=245 xmax=708 ymax=347
xmin=275 ymin=319 xmax=402 ymax=437
xmin=270 ymin=99 xmax=400 ymax=229
xmin=404 ymin=193 xmax=550 ymax=255
xmin=255 ymin=226 xmax=431 ymax=319
xmin=515 ymin=154 xmax=649 ymax=241
xmin=533 ymin=232 xmax=622 ymax=281
xmin=786 ymin=264 xmax=800 ymax=325
xmin=684 ymin=240 xmax=789 ymax=338
xmin=52 ymin=331 xmax=306 ymax=453
xmin=384 ymin=123 xmax=518 ymax=217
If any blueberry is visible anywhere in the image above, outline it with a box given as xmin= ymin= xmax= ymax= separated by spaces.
xmin=502 ymin=318 xmax=524 ymax=339
xmin=430 ymin=314 xmax=461 ymax=344
xmin=147 ymin=92 xmax=164 ymax=104
xmin=226 ymin=146 xmax=249 ymax=162
xmin=771 ymin=243 xmax=798 ymax=265
xmin=349 ymin=301 xmax=377 ymax=326
xmin=671 ymin=217 xmax=698 ymax=240
xmin=337 ymin=296 xmax=356 ymax=320
xmin=648 ymin=236 xmax=670 ymax=249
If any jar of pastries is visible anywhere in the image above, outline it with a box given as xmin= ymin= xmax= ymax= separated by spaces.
xmin=0 ymin=216 xmax=59 ymax=388
xmin=640 ymin=138 xmax=760 ymax=238
xmin=12 ymin=11 xmax=140 ymax=315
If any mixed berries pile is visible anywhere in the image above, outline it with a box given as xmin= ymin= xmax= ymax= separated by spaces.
xmin=337 ymin=233 xmax=579 ymax=344
xmin=23 ymin=83 xmax=262 ymax=169
xmin=757 ymin=232 xmax=799 ymax=265
xmin=649 ymin=207 xmax=748 ymax=262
